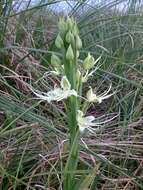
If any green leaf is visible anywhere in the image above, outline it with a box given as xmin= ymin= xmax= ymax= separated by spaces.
xmin=74 ymin=164 xmax=100 ymax=190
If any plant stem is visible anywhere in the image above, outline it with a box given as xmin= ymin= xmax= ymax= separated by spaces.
xmin=64 ymin=45 xmax=80 ymax=189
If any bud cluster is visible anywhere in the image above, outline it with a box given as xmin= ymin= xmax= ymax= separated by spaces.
xmin=54 ymin=17 xmax=82 ymax=62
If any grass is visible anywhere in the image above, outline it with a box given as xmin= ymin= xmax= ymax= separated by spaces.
xmin=0 ymin=0 xmax=143 ymax=189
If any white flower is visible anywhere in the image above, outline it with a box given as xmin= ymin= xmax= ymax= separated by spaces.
xmin=77 ymin=110 xmax=98 ymax=133
xmin=86 ymin=84 xmax=114 ymax=103
xmin=31 ymin=76 xmax=77 ymax=103
xmin=77 ymin=110 xmax=117 ymax=133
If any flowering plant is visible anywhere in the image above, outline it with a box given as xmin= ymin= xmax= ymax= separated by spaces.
xmin=31 ymin=17 xmax=114 ymax=190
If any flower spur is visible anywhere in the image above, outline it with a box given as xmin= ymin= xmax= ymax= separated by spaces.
xmin=31 ymin=76 xmax=77 ymax=103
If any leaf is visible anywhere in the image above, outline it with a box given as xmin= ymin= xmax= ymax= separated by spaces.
xmin=74 ymin=164 xmax=100 ymax=190
xmin=0 ymin=94 xmax=65 ymax=137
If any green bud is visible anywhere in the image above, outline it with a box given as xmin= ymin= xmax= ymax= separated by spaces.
xmin=61 ymin=76 xmax=71 ymax=90
xmin=83 ymin=53 xmax=95 ymax=70
xmin=73 ymin=24 xmax=79 ymax=35
xmin=55 ymin=34 xmax=64 ymax=49
xmin=67 ymin=17 xmax=74 ymax=30
xmin=66 ymin=45 xmax=74 ymax=60
xmin=76 ymin=35 xmax=82 ymax=49
xmin=51 ymin=54 xmax=61 ymax=67
xmin=76 ymin=69 xmax=81 ymax=82
xmin=58 ymin=18 xmax=67 ymax=32
xmin=66 ymin=30 xmax=74 ymax=44
xmin=71 ymin=34 xmax=76 ymax=48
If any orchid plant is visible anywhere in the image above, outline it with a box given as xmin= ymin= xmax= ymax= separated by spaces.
xmin=31 ymin=17 xmax=114 ymax=190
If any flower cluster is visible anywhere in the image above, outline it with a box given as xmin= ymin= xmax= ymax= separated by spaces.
xmin=31 ymin=17 xmax=114 ymax=134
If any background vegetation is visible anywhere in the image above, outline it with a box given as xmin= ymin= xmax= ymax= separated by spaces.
xmin=0 ymin=0 xmax=143 ymax=189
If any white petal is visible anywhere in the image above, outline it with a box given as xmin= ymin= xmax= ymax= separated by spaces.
xmin=87 ymin=127 xmax=96 ymax=134
xmin=95 ymin=97 xmax=102 ymax=104
xmin=102 ymin=94 xmax=113 ymax=100
xmin=88 ymin=66 xmax=99 ymax=77
xmin=98 ymin=92 xmax=114 ymax=101
xmin=86 ymin=87 xmax=93 ymax=101
xmin=32 ymin=90 xmax=50 ymax=102
xmin=53 ymin=89 xmax=77 ymax=101
xmin=85 ymin=116 xmax=95 ymax=122
xmin=79 ymin=125 xmax=86 ymax=133
xmin=99 ymin=84 xmax=112 ymax=96
xmin=68 ymin=89 xmax=77 ymax=96
xmin=50 ymin=70 xmax=60 ymax=75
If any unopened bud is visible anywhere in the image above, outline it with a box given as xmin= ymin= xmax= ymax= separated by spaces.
xmin=67 ymin=17 xmax=74 ymax=30
xmin=66 ymin=30 xmax=74 ymax=44
xmin=73 ymin=24 xmax=79 ymax=35
xmin=83 ymin=53 xmax=95 ymax=70
xmin=76 ymin=35 xmax=82 ymax=49
xmin=66 ymin=45 xmax=74 ymax=60
xmin=58 ymin=18 xmax=67 ymax=32
xmin=55 ymin=34 xmax=64 ymax=49
xmin=61 ymin=76 xmax=71 ymax=90
xmin=51 ymin=54 xmax=61 ymax=67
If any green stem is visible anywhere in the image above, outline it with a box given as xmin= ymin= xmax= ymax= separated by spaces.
xmin=63 ymin=44 xmax=80 ymax=190
xmin=64 ymin=128 xmax=79 ymax=189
